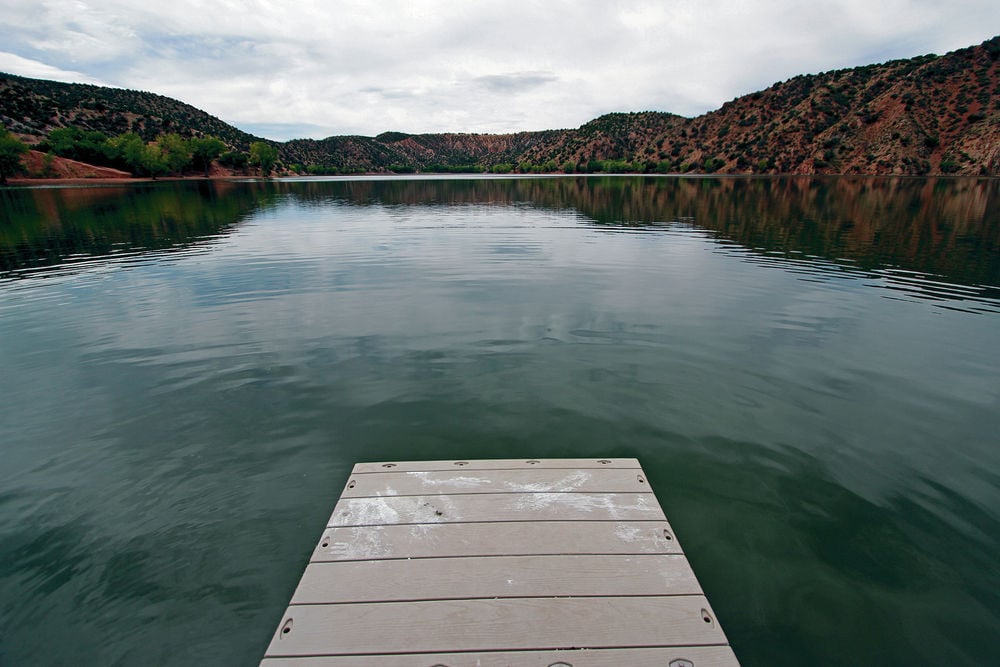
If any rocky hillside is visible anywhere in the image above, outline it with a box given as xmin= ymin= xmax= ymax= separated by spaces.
xmin=2 ymin=35 xmax=997 ymax=175
xmin=623 ymin=37 xmax=1000 ymax=176
xmin=279 ymin=36 xmax=1000 ymax=175
xmin=0 ymin=74 xmax=263 ymax=149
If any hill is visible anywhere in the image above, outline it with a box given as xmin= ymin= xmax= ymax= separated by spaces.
xmin=0 ymin=74 xmax=263 ymax=149
xmin=509 ymin=36 xmax=999 ymax=175
xmin=1 ymin=36 xmax=997 ymax=176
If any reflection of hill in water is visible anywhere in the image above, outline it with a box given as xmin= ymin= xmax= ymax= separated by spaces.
xmin=3 ymin=177 xmax=998 ymax=306
xmin=286 ymin=176 xmax=1000 ymax=295
xmin=0 ymin=181 xmax=282 ymax=279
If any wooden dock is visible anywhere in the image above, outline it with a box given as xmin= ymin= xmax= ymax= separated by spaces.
xmin=261 ymin=458 xmax=739 ymax=666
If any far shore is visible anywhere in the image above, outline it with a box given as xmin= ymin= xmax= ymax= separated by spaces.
xmin=5 ymin=174 xmax=279 ymax=186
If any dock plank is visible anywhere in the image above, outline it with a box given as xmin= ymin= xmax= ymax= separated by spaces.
xmin=292 ymin=554 xmax=700 ymax=603
xmin=311 ymin=520 xmax=683 ymax=561
xmin=266 ymin=596 xmax=727 ymax=656
xmin=261 ymin=645 xmax=740 ymax=666
xmin=329 ymin=492 xmax=665 ymax=526
xmin=341 ymin=467 xmax=651 ymax=497
xmin=351 ymin=458 xmax=641 ymax=473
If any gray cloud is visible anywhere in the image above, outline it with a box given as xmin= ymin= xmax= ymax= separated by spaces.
xmin=473 ymin=71 xmax=559 ymax=93
xmin=0 ymin=1 xmax=996 ymax=140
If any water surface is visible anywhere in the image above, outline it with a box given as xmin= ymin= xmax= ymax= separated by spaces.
xmin=1 ymin=176 xmax=998 ymax=665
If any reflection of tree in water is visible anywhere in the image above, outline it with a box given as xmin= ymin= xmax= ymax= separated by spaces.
xmin=3 ymin=176 xmax=998 ymax=298
xmin=284 ymin=176 xmax=1000 ymax=292
xmin=0 ymin=181 xmax=283 ymax=278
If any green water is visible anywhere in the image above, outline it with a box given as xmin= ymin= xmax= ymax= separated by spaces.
xmin=1 ymin=176 xmax=998 ymax=665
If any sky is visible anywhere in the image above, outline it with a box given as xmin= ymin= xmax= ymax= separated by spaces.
xmin=0 ymin=1 xmax=996 ymax=141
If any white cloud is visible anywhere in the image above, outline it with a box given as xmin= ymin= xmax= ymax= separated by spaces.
xmin=0 ymin=51 xmax=105 ymax=85
xmin=0 ymin=0 xmax=996 ymax=140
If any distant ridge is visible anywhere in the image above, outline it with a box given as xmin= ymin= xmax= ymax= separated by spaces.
xmin=2 ymin=36 xmax=997 ymax=175
xmin=0 ymin=74 xmax=263 ymax=149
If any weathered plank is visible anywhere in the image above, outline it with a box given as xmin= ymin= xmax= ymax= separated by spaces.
xmin=341 ymin=467 xmax=651 ymax=497
xmin=329 ymin=492 xmax=664 ymax=526
xmin=312 ymin=520 xmax=683 ymax=561
xmin=266 ymin=596 xmax=727 ymax=656
xmin=352 ymin=458 xmax=641 ymax=474
xmin=292 ymin=554 xmax=700 ymax=603
xmin=261 ymin=645 xmax=740 ymax=666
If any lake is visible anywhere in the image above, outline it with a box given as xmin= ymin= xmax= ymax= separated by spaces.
xmin=1 ymin=175 xmax=998 ymax=665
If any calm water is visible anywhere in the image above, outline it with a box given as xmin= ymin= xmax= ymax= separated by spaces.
xmin=1 ymin=175 xmax=999 ymax=665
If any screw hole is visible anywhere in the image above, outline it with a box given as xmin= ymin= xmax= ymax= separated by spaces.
xmin=454 ymin=461 xmax=468 ymax=466
xmin=347 ymin=480 xmax=356 ymax=489
xmin=701 ymin=608 xmax=713 ymax=624
xmin=526 ymin=459 xmax=540 ymax=464
xmin=381 ymin=463 xmax=396 ymax=468
xmin=280 ymin=618 xmax=293 ymax=637
xmin=637 ymin=475 xmax=645 ymax=484
xmin=663 ymin=528 xmax=673 ymax=541
xmin=597 ymin=459 xmax=611 ymax=464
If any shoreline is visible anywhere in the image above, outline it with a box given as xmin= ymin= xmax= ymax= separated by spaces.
xmin=4 ymin=174 xmax=272 ymax=186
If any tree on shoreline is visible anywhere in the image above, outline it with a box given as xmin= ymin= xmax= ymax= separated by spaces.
xmin=250 ymin=141 xmax=278 ymax=177
xmin=190 ymin=136 xmax=226 ymax=177
xmin=0 ymin=125 xmax=29 ymax=184
xmin=157 ymin=133 xmax=191 ymax=175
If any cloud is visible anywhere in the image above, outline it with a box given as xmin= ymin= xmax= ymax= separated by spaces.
xmin=472 ymin=72 xmax=559 ymax=93
xmin=0 ymin=0 xmax=996 ymax=139
xmin=0 ymin=51 xmax=105 ymax=85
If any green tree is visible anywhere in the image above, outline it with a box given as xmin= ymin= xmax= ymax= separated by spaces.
xmin=702 ymin=157 xmax=722 ymax=173
xmin=107 ymin=133 xmax=146 ymax=174
xmin=561 ymin=160 xmax=576 ymax=173
xmin=0 ymin=126 xmax=29 ymax=184
xmin=250 ymin=141 xmax=279 ymax=176
xmin=43 ymin=127 xmax=111 ymax=165
xmin=44 ymin=127 xmax=81 ymax=155
xmin=106 ymin=133 xmax=168 ymax=177
xmin=141 ymin=143 xmax=169 ymax=178
xmin=40 ymin=151 xmax=57 ymax=177
xmin=190 ymin=136 xmax=226 ymax=177
xmin=157 ymin=133 xmax=191 ymax=175
xmin=218 ymin=150 xmax=249 ymax=170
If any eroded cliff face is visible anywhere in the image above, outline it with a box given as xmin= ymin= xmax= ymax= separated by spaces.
xmin=679 ymin=37 xmax=999 ymax=176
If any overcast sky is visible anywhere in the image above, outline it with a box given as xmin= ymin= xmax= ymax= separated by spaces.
xmin=0 ymin=1 xmax=996 ymax=141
